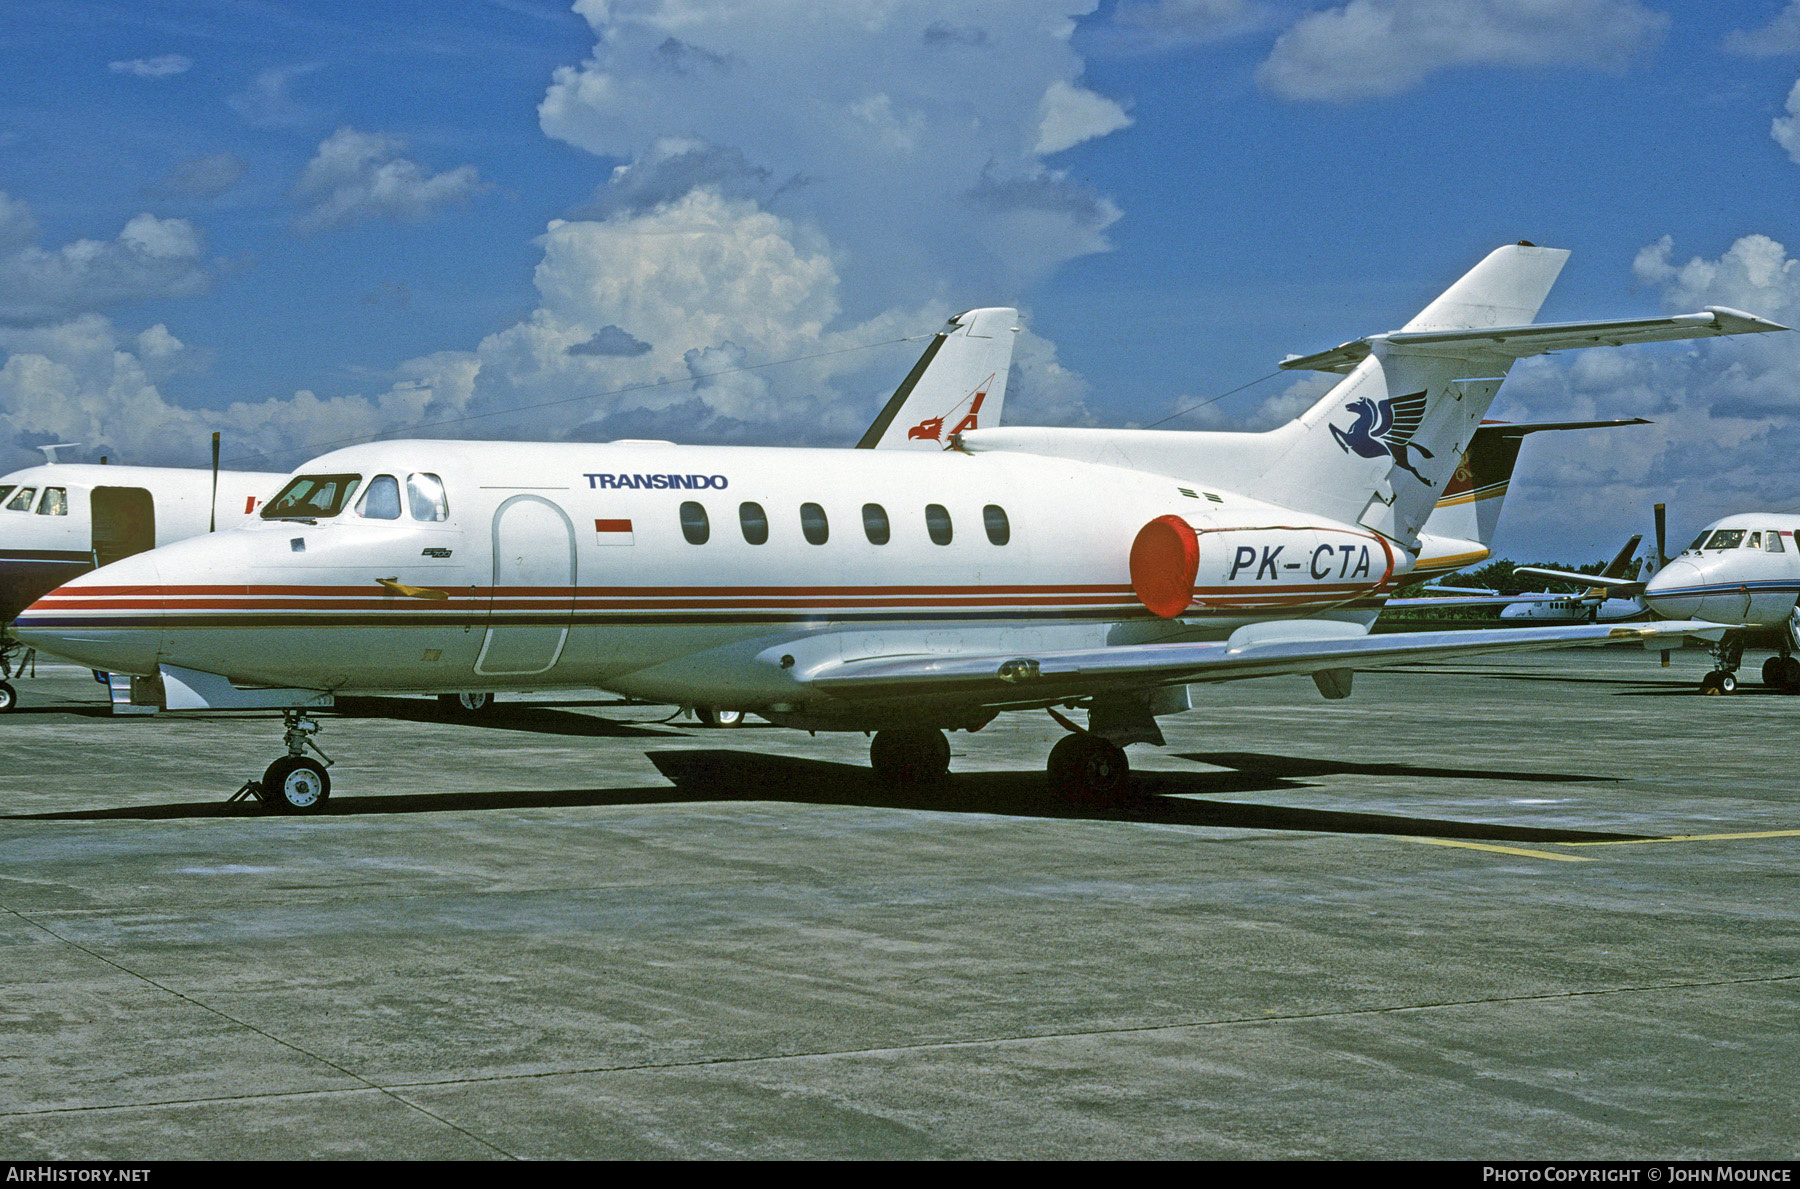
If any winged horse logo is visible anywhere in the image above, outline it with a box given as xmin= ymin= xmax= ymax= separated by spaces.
xmin=1329 ymin=390 xmax=1436 ymax=485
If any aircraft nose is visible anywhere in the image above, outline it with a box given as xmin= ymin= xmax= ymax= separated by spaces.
xmin=1644 ymin=559 xmax=1703 ymax=620
xmin=12 ymin=549 xmax=165 ymax=674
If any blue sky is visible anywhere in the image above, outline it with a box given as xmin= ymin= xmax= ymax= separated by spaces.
xmin=4 ymin=0 xmax=1800 ymax=560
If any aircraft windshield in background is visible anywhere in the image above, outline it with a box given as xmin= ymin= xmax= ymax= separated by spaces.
xmin=14 ymin=245 xmax=1782 ymax=812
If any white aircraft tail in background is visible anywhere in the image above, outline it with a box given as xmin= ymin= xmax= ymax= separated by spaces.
xmin=857 ymin=307 xmax=1018 ymax=450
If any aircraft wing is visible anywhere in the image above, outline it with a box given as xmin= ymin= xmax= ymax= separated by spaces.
xmin=809 ymin=620 xmax=1726 ymax=703
xmin=1281 ymin=306 xmax=1788 ymax=373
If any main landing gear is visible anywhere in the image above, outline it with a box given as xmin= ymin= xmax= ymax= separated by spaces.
xmin=231 ymin=709 xmax=334 ymax=814
xmin=866 ymin=715 xmax=1133 ymax=805
xmin=1762 ymin=654 xmax=1800 ymax=692
xmin=694 ymin=706 xmax=746 ymax=728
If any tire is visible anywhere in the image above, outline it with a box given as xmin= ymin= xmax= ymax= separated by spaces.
xmin=695 ymin=707 xmax=745 ymax=728
xmin=869 ymin=729 xmax=951 ymax=785
xmin=438 ymin=692 xmax=494 ymax=717
xmin=0 ymin=680 xmax=15 ymax=713
xmin=262 ymin=756 xmax=331 ymax=814
xmin=1700 ymin=671 xmax=1723 ymax=695
xmin=1720 ymin=671 xmax=1738 ymax=694
xmin=1783 ymin=657 xmax=1800 ymax=691
xmin=1764 ymin=657 xmax=1787 ymax=688
xmin=1047 ymin=734 xmax=1130 ymax=803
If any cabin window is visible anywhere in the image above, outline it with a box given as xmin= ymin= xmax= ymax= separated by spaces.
xmin=36 ymin=487 xmax=67 ymax=516
xmin=679 ymin=501 xmax=710 ymax=545
xmin=407 ymin=473 xmax=449 ymax=522
xmin=262 ymin=474 xmax=362 ymax=520
xmin=5 ymin=486 xmax=36 ymax=512
xmin=1747 ymin=532 xmax=1763 ymax=550
xmin=1705 ymin=529 xmax=1745 ymax=550
xmin=1768 ymin=531 xmax=1786 ymax=553
xmin=739 ymin=502 xmax=768 ymax=545
xmin=862 ymin=503 xmax=890 ymax=545
xmin=925 ymin=503 xmax=952 ymax=546
xmin=983 ymin=505 xmax=1010 ymax=546
xmin=356 ymin=475 xmax=402 ymax=520
xmin=800 ymin=502 xmax=829 ymax=545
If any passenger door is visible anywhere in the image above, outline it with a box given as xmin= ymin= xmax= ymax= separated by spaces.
xmin=476 ymin=495 xmax=576 ymax=676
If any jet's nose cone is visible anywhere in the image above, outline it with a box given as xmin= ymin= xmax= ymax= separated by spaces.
xmin=1644 ymin=559 xmax=1704 ymax=620
xmin=13 ymin=550 xmax=164 ymax=674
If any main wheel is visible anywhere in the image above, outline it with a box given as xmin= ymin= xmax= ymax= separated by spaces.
xmin=0 ymin=680 xmax=15 ymax=713
xmin=695 ymin=707 xmax=745 ymax=728
xmin=1047 ymin=734 xmax=1130 ymax=803
xmin=262 ymin=756 xmax=331 ymax=814
xmin=1763 ymin=657 xmax=1786 ymax=688
xmin=869 ymin=729 xmax=951 ymax=785
xmin=438 ymin=691 xmax=494 ymax=716
xmin=1783 ymin=657 xmax=1800 ymax=690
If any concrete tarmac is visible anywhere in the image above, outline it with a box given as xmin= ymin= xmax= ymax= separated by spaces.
xmin=1 ymin=649 xmax=1797 ymax=1160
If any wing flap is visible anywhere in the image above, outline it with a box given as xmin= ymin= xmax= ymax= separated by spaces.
xmin=810 ymin=620 xmax=1726 ymax=701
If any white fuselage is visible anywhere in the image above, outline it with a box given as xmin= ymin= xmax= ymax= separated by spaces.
xmin=1644 ymin=514 xmax=1800 ymax=627
xmin=16 ymin=440 xmax=1409 ymax=725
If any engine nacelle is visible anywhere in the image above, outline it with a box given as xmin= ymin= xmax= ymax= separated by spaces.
xmin=1129 ymin=514 xmax=1397 ymax=618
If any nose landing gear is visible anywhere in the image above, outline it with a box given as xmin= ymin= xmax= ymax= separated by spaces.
xmin=1700 ymin=633 xmax=1745 ymax=695
xmin=231 ymin=709 xmax=334 ymax=813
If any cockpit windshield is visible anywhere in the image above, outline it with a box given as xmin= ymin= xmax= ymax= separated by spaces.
xmin=1704 ymin=529 xmax=1746 ymax=550
xmin=261 ymin=474 xmax=363 ymax=521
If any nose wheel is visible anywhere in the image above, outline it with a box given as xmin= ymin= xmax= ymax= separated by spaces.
xmin=0 ymin=680 xmax=15 ymax=714
xmin=231 ymin=709 xmax=334 ymax=813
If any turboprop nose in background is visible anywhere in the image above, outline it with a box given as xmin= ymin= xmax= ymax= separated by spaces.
xmin=12 ymin=549 xmax=165 ymax=675
xmin=1643 ymin=559 xmax=1704 ymax=620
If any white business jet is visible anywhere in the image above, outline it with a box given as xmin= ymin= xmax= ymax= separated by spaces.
xmin=1518 ymin=508 xmax=1800 ymax=694
xmin=0 ymin=451 xmax=284 ymax=711
xmin=14 ymin=245 xmax=1782 ymax=811
xmin=0 ymin=308 xmax=1018 ymax=720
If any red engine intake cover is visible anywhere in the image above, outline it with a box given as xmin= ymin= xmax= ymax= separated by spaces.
xmin=1130 ymin=514 xmax=1200 ymax=618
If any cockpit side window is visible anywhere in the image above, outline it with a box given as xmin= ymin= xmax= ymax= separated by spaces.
xmin=1747 ymin=532 xmax=1763 ymax=550
xmin=36 ymin=487 xmax=67 ymax=516
xmin=1768 ymin=531 xmax=1787 ymax=553
xmin=5 ymin=486 xmax=37 ymax=512
xmin=1705 ymin=529 xmax=1745 ymax=550
xmin=0 ymin=486 xmax=13 ymax=506
xmin=1686 ymin=531 xmax=1710 ymax=552
xmin=407 ymin=473 xmax=449 ymax=522
xmin=356 ymin=475 xmax=402 ymax=520
xmin=261 ymin=474 xmax=363 ymax=520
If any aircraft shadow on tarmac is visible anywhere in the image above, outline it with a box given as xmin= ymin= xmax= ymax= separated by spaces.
xmin=329 ymin=696 xmax=688 ymax=738
xmin=7 ymin=747 xmax=1649 ymax=843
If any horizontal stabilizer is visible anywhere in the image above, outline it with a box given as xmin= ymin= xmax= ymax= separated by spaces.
xmin=1281 ymin=307 xmax=1789 ymax=374
xmin=809 ymin=620 xmax=1725 ymax=703
xmin=1511 ymin=567 xmax=1644 ymax=595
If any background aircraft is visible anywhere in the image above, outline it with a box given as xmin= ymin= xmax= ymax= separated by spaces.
xmin=1518 ymin=507 xmax=1800 ymax=694
xmin=1389 ymin=532 xmax=1652 ymax=624
xmin=14 ymin=245 xmax=1774 ymax=812
xmin=0 ymin=452 xmax=283 ymax=712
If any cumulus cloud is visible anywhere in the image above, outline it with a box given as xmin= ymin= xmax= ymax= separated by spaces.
xmin=539 ymin=0 xmax=1133 ymax=300
xmin=292 ymin=128 xmax=483 ymax=232
xmin=146 ymin=151 xmax=247 ymax=199
xmin=1035 ymin=80 xmax=1133 ymax=154
xmin=0 ymin=195 xmax=211 ymax=328
xmin=1257 ymin=0 xmax=1668 ymax=102
xmin=1772 ymin=79 xmax=1800 ymax=164
xmin=109 ymin=55 xmax=193 ymax=79
xmin=1479 ymin=234 xmax=1800 ymax=552
xmin=1724 ymin=2 xmax=1800 ymax=57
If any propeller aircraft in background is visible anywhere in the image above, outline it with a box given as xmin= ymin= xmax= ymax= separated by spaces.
xmin=14 ymin=245 xmax=1783 ymax=811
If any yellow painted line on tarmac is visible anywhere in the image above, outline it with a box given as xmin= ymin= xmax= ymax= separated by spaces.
xmin=1559 ymin=829 xmax=1800 ymax=847
xmin=1401 ymin=837 xmax=1592 ymax=862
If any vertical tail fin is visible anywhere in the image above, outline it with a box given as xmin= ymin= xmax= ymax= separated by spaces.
xmin=1263 ymin=244 xmax=1570 ymax=543
xmin=857 ymin=308 xmax=1018 ymax=450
